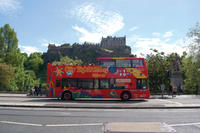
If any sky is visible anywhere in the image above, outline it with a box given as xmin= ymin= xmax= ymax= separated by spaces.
xmin=0 ymin=0 xmax=200 ymax=56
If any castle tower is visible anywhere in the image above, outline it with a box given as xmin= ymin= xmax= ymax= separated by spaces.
xmin=100 ymin=36 xmax=126 ymax=49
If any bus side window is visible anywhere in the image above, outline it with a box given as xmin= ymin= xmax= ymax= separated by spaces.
xmin=132 ymin=59 xmax=144 ymax=68
xmin=68 ymin=79 xmax=78 ymax=87
xmin=62 ymin=78 xmax=68 ymax=89
xmin=78 ymin=79 xmax=93 ymax=89
xmin=56 ymin=79 xmax=61 ymax=87
xmin=94 ymin=79 xmax=99 ymax=89
xmin=100 ymin=79 xmax=109 ymax=89
xmin=100 ymin=60 xmax=115 ymax=68
xmin=136 ymin=79 xmax=147 ymax=89
xmin=110 ymin=79 xmax=116 ymax=89
xmin=116 ymin=59 xmax=131 ymax=68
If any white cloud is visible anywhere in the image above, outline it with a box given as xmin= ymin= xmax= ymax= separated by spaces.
xmin=163 ymin=31 xmax=173 ymax=38
xmin=127 ymin=33 xmax=186 ymax=57
xmin=130 ymin=26 xmax=139 ymax=31
xmin=71 ymin=3 xmax=124 ymax=43
xmin=72 ymin=26 xmax=102 ymax=43
xmin=0 ymin=0 xmax=21 ymax=15
xmin=19 ymin=45 xmax=40 ymax=55
xmin=152 ymin=32 xmax=161 ymax=37
xmin=40 ymin=39 xmax=61 ymax=47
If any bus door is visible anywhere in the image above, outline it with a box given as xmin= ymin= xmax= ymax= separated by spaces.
xmin=136 ymin=79 xmax=148 ymax=98
xmin=55 ymin=79 xmax=61 ymax=97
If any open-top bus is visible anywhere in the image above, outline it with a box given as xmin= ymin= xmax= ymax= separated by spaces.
xmin=46 ymin=57 xmax=150 ymax=100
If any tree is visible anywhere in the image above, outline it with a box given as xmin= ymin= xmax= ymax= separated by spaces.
xmin=0 ymin=24 xmax=18 ymax=53
xmin=182 ymin=23 xmax=200 ymax=94
xmin=25 ymin=52 xmax=44 ymax=74
xmin=0 ymin=27 xmax=5 ymax=55
xmin=0 ymin=63 xmax=14 ymax=91
xmin=187 ymin=22 xmax=200 ymax=57
xmin=4 ymin=49 xmax=26 ymax=68
xmin=23 ymin=70 xmax=36 ymax=92
xmin=146 ymin=49 xmax=170 ymax=93
xmin=53 ymin=56 xmax=82 ymax=65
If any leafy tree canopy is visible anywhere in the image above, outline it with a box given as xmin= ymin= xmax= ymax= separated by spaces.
xmin=0 ymin=24 xmax=18 ymax=53
xmin=0 ymin=63 xmax=14 ymax=90
xmin=53 ymin=56 xmax=82 ymax=65
xmin=25 ymin=52 xmax=44 ymax=74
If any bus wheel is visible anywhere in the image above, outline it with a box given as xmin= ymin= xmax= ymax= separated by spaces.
xmin=121 ymin=92 xmax=131 ymax=101
xmin=62 ymin=91 xmax=72 ymax=100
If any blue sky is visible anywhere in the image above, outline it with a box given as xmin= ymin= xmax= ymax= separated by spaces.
xmin=0 ymin=0 xmax=200 ymax=56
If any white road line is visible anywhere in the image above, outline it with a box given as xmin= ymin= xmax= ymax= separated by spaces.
xmin=158 ymin=99 xmax=183 ymax=106
xmin=46 ymin=123 xmax=103 ymax=127
xmin=103 ymin=109 xmax=126 ymax=112
xmin=163 ymin=123 xmax=176 ymax=132
xmin=168 ymin=122 xmax=200 ymax=127
xmin=64 ymin=108 xmax=125 ymax=112
xmin=0 ymin=121 xmax=42 ymax=126
xmin=194 ymin=124 xmax=200 ymax=129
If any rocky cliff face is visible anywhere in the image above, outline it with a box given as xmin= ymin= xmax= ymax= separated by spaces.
xmin=42 ymin=36 xmax=133 ymax=65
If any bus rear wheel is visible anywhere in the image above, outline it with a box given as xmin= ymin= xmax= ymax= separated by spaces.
xmin=62 ymin=91 xmax=72 ymax=100
xmin=121 ymin=92 xmax=131 ymax=101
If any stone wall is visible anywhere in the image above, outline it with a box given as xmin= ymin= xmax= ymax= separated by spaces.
xmin=100 ymin=36 xmax=126 ymax=49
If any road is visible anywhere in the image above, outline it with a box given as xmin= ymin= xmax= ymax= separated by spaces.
xmin=0 ymin=107 xmax=200 ymax=133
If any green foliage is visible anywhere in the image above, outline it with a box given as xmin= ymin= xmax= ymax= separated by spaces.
xmin=53 ymin=56 xmax=82 ymax=65
xmin=182 ymin=53 xmax=200 ymax=94
xmin=4 ymin=49 xmax=26 ymax=68
xmin=181 ymin=23 xmax=200 ymax=94
xmin=0 ymin=24 xmax=18 ymax=52
xmin=146 ymin=49 xmax=170 ymax=93
xmin=0 ymin=63 xmax=15 ymax=90
xmin=25 ymin=52 xmax=44 ymax=74
xmin=12 ymin=67 xmax=26 ymax=91
xmin=0 ymin=24 xmax=43 ymax=92
xmin=23 ymin=70 xmax=36 ymax=91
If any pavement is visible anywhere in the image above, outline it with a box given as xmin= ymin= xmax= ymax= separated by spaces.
xmin=0 ymin=93 xmax=200 ymax=109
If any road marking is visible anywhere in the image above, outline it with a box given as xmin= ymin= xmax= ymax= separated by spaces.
xmin=64 ymin=108 xmax=125 ymax=112
xmin=168 ymin=122 xmax=200 ymax=127
xmin=0 ymin=121 xmax=42 ymax=126
xmin=158 ymin=99 xmax=183 ymax=106
xmin=46 ymin=123 xmax=103 ymax=127
xmin=194 ymin=124 xmax=200 ymax=129
xmin=163 ymin=123 xmax=176 ymax=132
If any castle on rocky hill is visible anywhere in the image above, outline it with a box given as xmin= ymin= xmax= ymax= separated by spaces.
xmin=43 ymin=36 xmax=132 ymax=65
xmin=48 ymin=36 xmax=127 ymax=51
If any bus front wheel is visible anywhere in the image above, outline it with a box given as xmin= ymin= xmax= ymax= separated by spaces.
xmin=62 ymin=91 xmax=72 ymax=100
xmin=121 ymin=92 xmax=131 ymax=101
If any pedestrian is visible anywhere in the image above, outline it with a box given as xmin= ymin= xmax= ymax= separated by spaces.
xmin=172 ymin=86 xmax=177 ymax=98
xmin=34 ymin=85 xmax=39 ymax=96
xmin=168 ymin=85 xmax=172 ymax=96
xmin=38 ymin=84 xmax=42 ymax=96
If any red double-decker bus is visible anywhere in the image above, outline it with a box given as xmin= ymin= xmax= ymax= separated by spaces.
xmin=46 ymin=57 xmax=150 ymax=100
